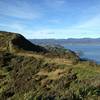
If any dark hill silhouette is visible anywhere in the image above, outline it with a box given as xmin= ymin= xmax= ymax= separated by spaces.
xmin=0 ymin=31 xmax=48 ymax=53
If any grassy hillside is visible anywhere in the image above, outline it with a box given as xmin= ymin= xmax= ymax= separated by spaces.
xmin=0 ymin=31 xmax=48 ymax=53
xmin=0 ymin=31 xmax=100 ymax=100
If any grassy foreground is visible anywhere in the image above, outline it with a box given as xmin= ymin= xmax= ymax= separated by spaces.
xmin=0 ymin=31 xmax=100 ymax=100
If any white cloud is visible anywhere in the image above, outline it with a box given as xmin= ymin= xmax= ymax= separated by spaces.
xmin=0 ymin=0 xmax=41 ymax=19
xmin=0 ymin=0 xmax=100 ymax=39
xmin=0 ymin=21 xmax=99 ymax=39
xmin=78 ymin=15 xmax=100 ymax=29
xmin=0 ymin=21 xmax=27 ymax=33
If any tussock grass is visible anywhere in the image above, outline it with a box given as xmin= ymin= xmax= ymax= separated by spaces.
xmin=0 ymin=31 xmax=100 ymax=99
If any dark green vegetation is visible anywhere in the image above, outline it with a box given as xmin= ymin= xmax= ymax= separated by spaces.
xmin=0 ymin=31 xmax=100 ymax=100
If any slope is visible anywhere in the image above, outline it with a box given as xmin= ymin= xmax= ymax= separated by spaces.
xmin=0 ymin=31 xmax=100 ymax=100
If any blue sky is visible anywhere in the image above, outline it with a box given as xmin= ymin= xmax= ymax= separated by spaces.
xmin=0 ymin=0 xmax=100 ymax=39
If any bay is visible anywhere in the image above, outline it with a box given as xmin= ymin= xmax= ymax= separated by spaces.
xmin=63 ymin=44 xmax=100 ymax=64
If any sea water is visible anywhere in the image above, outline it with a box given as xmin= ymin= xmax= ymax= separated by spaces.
xmin=63 ymin=44 xmax=100 ymax=64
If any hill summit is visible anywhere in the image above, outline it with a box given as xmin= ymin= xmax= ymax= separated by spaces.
xmin=0 ymin=31 xmax=48 ymax=53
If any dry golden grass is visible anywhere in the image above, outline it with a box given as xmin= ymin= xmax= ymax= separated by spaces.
xmin=16 ymin=52 xmax=73 ymax=65
xmin=37 ymin=67 xmax=70 ymax=81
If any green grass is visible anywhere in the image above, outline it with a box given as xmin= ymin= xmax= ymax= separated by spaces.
xmin=73 ymin=67 xmax=100 ymax=80
xmin=0 ymin=31 xmax=100 ymax=99
xmin=0 ymin=52 xmax=100 ymax=100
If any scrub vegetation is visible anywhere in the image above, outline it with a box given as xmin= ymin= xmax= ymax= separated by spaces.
xmin=0 ymin=31 xmax=100 ymax=100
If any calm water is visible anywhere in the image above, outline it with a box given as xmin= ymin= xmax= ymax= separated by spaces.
xmin=63 ymin=44 xmax=100 ymax=64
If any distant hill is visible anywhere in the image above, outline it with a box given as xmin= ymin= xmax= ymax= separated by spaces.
xmin=30 ymin=38 xmax=100 ymax=45
xmin=0 ymin=31 xmax=79 ymax=59
xmin=0 ymin=31 xmax=48 ymax=53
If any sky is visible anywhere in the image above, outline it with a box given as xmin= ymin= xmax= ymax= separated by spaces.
xmin=0 ymin=0 xmax=100 ymax=39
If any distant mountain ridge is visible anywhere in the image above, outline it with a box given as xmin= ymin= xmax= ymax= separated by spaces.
xmin=30 ymin=38 xmax=100 ymax=45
